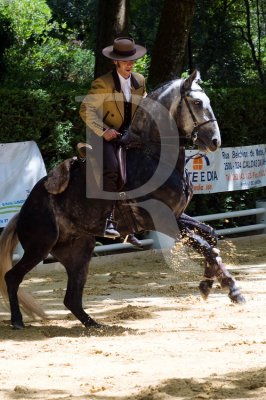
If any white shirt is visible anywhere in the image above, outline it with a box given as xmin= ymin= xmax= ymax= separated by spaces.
xmin=118 ymin=73 xmax=131 ymax=102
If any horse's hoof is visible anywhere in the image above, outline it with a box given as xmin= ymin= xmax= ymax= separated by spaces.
xmin=12 ymin=321 xmax=25 ymax=330
xmin=229 ymin=291 xmax=246 ymax=304
xmin=84 ymin=317 xmax=103 ymax=328
xmin=199 ymin=280 xmax=213 ymax=300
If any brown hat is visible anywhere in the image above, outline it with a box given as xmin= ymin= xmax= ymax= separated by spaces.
xmin=102 ymin=37 xmax=147 ymax=61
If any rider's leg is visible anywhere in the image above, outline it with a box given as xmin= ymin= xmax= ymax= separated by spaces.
xmin=103 ymin=141 xmax=120 ymax=238
xmin=124 ymin=233 xmax=143 ymax=248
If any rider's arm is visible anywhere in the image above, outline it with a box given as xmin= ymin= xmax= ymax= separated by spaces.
xmin=80 ymin=77 xmax=111 ymax=137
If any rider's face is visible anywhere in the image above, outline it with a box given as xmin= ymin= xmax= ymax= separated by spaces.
xmin=114 ymin=60 xmax=135 ymax=79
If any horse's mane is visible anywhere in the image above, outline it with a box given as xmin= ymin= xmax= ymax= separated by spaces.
xmin=146 ymin=80 xmax=176 ymax=97
xmin=147 ymin=78 xmax=183 ymax=100
xmin=129 ymin=78 xmax=183 ymax=142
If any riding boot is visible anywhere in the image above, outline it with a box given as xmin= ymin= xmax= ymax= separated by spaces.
xmin=104 ymin=203 xmax=120 ymax=238
xmin=103 ymin=171 xmax=120 ymax=238
xmin=124 ymin=234 xmax=143 ymax=248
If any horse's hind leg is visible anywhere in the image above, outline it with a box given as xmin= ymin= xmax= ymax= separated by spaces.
xmin=5 ymin=218 xmax=58 ymax=329
xmin=52 ymin=236 xmax=99 ymax=328
xmin=177 ymin=214 xmax=245 ymax=304
xmin=5 ymin=251 xmax=49 ymax=329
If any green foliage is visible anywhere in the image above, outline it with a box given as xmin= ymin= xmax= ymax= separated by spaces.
xmin=0 ymin=88 xmax=50 ymax=141
xmin=206 ymin=86 xmax=265 ymax=146
xmin=0 ymin=86 xmax=87 ymax=169
xmin=0 ymin=0 xmax=95 ymax=88
xmin=134 ymin=54 xmax=150 ymax=79
xmin=191 ymin=0 xmax=265 ymax=85
xmin=0 ymin=0 xmax=51 ymax=42
xmin=4 ymin=40 xmax=95 ymax=88
xmin=46 ymin=0 xmax=97 ymax=48
xmin=129 ymin=0 xmax=163 ymax=50
xmin=0 ymin=13 xmax=14 ymax=77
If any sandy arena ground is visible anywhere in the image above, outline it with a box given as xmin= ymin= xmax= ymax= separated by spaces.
xmin=0 ymin=235 xmax=265 ymax=400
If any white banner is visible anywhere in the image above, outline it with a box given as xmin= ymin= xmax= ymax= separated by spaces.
xmin=0 ymin=141 xmax=47 ymax=228
xmin=185 ymin=144 xmax=266 ymax=194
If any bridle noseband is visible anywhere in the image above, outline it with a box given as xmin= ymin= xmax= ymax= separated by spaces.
xmin=178 ymin=86 xmax=217 ymax=142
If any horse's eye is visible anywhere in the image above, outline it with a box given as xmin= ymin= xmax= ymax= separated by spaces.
xmin=194 ymin=99 xmax=202 ymax=106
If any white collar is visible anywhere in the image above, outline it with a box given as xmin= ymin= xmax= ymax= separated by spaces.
xmin=117 ymin=72 xmax=131 ymax=101
xmin=117 ymin=72 xmax=131 ymax=87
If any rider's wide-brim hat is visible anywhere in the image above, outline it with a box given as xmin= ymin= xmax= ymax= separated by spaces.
xmin=102 ymin=37 xmax=147 ymax=61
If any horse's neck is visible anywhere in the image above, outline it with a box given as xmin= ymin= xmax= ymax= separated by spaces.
xmin=131 ymin=84 xmax=184 ymax=148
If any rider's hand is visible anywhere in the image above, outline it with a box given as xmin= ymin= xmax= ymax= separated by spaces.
xmin=103 ymin=129 xmax=120 ymax=141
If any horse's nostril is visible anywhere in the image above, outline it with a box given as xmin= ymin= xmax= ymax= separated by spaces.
xmin=212 ymin=138 xmax=218 ymax=147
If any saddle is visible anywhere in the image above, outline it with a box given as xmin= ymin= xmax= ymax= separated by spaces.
xmin=44 ymin=143 xmax=139 ymax=236
xmin=44 ymin=143 xmax=127 ymax=195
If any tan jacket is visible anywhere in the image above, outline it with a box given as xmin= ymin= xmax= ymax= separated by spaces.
xmin=80 ymin=69 xmax=146 ymax=137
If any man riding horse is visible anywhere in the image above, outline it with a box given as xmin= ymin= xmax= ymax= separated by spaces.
xmin=80 ymin=37 xmax=147 ymax=246
xmin=0 ymin=68 xmax=246 ymax=330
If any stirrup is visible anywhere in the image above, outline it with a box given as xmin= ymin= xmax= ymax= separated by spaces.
xmin=104 ymin=218 xmax=120 ymax=239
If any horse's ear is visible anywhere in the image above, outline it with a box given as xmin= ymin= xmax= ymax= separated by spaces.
xmin=182 ymin=70 xmax=200 ymax=92
xmin=194 ymin=70 xmax=201 ymax=82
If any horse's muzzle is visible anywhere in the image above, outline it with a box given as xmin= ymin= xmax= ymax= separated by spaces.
xmin=212 ymin=138 xmax=220 ymax=150
xmin=196 ymin=136 xmax=221 ymax=152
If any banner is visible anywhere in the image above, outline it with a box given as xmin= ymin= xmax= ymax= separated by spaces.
xmin=0 ymin=141 xmax=47 ymax=228
xmin=185 ymin=144 xmax=266 ymax=194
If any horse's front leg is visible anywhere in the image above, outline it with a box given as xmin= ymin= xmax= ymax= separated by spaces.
xmin=63 ymin=266 xmax=100 ymax=328
xmin=178 ymin=213 xmax=216 ymax=299
xmin=198 ymin=261 xmax=215 ymax=300
xmin=177 ymin=214 xmax=245 ymax=304
xmin=52 ymin=237 xmax=101 ymax=328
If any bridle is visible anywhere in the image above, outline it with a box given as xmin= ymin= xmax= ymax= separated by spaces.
xmin=121 ymin=82 xmax=218 ymax=161
xmin=178 ymin=86 xmax=217 ymax=143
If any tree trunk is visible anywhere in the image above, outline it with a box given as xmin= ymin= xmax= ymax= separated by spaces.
xmin=94 ymin=0 xmax=129 ymax=78
xmin=148 ymin=0 xmax=196 ymax=87
xmin=243 ymin=0 xmax=264 ymax=83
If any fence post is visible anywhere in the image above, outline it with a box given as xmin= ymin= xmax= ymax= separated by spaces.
xmin=256 ymin=199 xmax=266 ymax=233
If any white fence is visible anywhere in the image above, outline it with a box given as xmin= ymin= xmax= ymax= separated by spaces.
xmin=12 ymin=200 xmax=266 ymax=261
xmin=195 ymin=204 xmax=266 ymax=236
xmin=146 ymin=200 xmax=266 ymax=250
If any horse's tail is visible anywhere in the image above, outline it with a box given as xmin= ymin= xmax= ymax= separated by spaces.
xmin=0 ymin=214 xmax=46 ymax=320
xmin=0 ymin=214 xmax=19 ymax=300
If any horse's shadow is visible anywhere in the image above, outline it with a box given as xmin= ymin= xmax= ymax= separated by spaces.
xmin=0 ymin=319 xmax=137 ymax=341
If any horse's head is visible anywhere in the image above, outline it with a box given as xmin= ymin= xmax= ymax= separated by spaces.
xmin=175 ymin=70 xmax=221 ymax=152
xmin=130 ymin=70 xmax=221 ymax=154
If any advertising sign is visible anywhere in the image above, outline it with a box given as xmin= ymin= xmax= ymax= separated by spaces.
xmin=185 ymin=144 xmax=266 ymax=194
